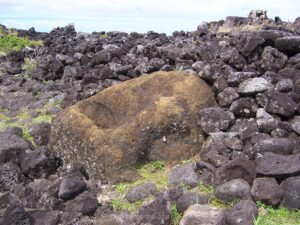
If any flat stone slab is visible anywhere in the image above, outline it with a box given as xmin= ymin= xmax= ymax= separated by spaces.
xmin=256 ymin=152 xmax=300 ymax=177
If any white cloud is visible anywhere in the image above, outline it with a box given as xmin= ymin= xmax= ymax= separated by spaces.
xmin=0 ymin=0 xmax=299 ymax=33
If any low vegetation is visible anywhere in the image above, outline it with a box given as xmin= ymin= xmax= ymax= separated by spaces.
xmin=198 ymin=183 xmax=300 ymax=225
xmin=0 ymin=30 xmax=42 ymax=55
xmin=0 ymin=97 xmax=63 ymax=144
xmin=171 ymin=204 xmax=183 ymax=225
xmin=22 ymin=58 xmax=37 ymax=79
xmin=111 ymin=160 xmax=168 ymax=213
xmin=255 ymin=202 xmax=300 ymax=225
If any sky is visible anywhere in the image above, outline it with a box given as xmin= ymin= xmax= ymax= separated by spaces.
xmin=0 ymin=0 xmax=299 ymax=34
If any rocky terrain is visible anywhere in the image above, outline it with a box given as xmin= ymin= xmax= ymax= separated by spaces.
xmin=1 ymin=9 xmax=300 ymax=225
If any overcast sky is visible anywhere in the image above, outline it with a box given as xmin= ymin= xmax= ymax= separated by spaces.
xmin=1 ymin=0 xmax=299 ymax=34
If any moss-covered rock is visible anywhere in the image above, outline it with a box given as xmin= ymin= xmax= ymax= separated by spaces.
xmin=49 ymin=71 xmax=216 ymax=183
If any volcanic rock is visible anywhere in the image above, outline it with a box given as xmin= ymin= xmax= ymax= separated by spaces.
xmin=49 ymin=71 xmax=216 ymax=183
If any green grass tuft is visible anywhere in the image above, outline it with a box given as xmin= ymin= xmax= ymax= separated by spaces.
xmin=171 ymin=204 xmax=183 ymax=225
xmin=254 ymin=201 xmax=300 ymax=225
xmin=111 ymin=161 xmax=169 ymax=213
xmin=0 ymin=34 xmax=42 ymax=55
xmin=23 ymin=58 xmax=37 ymax=79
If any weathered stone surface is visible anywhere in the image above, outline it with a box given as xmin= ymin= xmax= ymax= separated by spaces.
xmin=176 ymin=192 xmax=210 ymax=213
xmin=0 ymin=132 xmax=32 ymax=164
xmin=136 ymin=195 xmax=171 ymax=225
xmin=64 ymin=191 xmax=98 ymax=215
xmin=280 ymin=176 xmax=300 ymax=209
xmin=58 ymin=176 xmax=87 ymax=200
xmin=217 ymin=87 xmax=239 ymax=107
xmin=125 ymin=182 xmax=157 ymax=203
xmin=49 ymin=71 xmax=216 ymax=183
xmin=238 ymin=78 xmax=271 ymax=94
xmin=256 ymin=152 xmax=300 ymax=177
xmin=230 ymin=98 xmax=258 ymax=117
xmin=95 ymin=213 xmax=134 ymax=225
xmin=199 ymin=107 xmax=235 ymax=134
xmin=251 ymin=138 xmax=295 ymax=156
xmin=251 ymin=178 xmax=282 ymax=206
xmin=227 ymin=72 xmax=257 ymax=87
xmin=169 ymin=163 xmax=200 ymax=188
xmin=215 ymin=179 xmax=251 ymax=203
xmin=225 ymin=200 xmax=258 ymax=225
xmin=28 ymin=210 xmax=60 ymax=225
xmin=215 ymin=158 xmax=256 ymax=185
xmin=180 ymin=204 xmax=225 ymax=225
xmin=256 ymin=91 xmax=298 ymax=118
xmin=275 ymin=36 xmax=300 ymax=55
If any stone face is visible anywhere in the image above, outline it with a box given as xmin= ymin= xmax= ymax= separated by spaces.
xmin=180 ymin=204 xmax=226 ymax=225
xmin=238 ymin=78 xmax=271 ymax=94
xmin=199 ymin=107 xmax=235 ymax=134
xmin=125 ymin=182 xmax=157 ymax=203
xmin=169 ymin=163 xmax=200 ymax=188
xmin=215 ymin=179 xmax=251 ymax=203
xmin=49 ymin=71 xmax=216 ymax=183
xmin=280 ymin=176 xmax=300 ymax=209
xmin=256 ymin=152 xmax=300 ymax=177
xmin=275 ymin=36 xmax=300 ymax=55
xmin=225 ymin=200 xmax=258 ymax=225
xmin=256 ymin=91 xmax=298 ymax=118
xmin=251 ymin=178 xmax=283 ymax=206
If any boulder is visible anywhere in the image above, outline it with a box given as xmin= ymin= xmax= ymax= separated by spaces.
xmin=180 ymin=204 xmax=226 ymax=225
xmin=225 ymin=200 xmax=258 ymax=225
xmin=251 ymin=138 xmax=295 ymax=156
xmin=214 ymin=158 xmax=256 ymax=185
xmin=136 ymin=195 xmax=171 ymax=225
xmin=251 ymin=178 xmax=282 ymax=206
xmin=198 ymin=107 xmax=235 ymax=134
xmin=256 ymin=91 xmax=298 ymax=118
xmin=215 ymin=179 xmax=251 ymax=203
xmin=176 ymin=192 xmax=210 ymax=213
xmin=275 ymin=36 xmax=300 ymax=55
xmin=238 ymin=78 xmax=271 ymax=94
xmin=256 ymin=152 xmax=300 ymax=177
xmin=169 ymin=163 xmax=200 ymax=188
xmin=64 ymin=191 xmax=99 ymax=215
xmin=280 ymin=176 xmax=300 ymax=209
xmin=49 ymin=71 xmax=216 ymax=183
xmin=58 ymin=176 xmax=87 ymax=200
xmin=125 ymin=182 xmax=157 ymax=203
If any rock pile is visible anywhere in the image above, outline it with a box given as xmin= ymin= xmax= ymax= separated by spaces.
xmin=1 ymin=10 xmax=300 ymax=225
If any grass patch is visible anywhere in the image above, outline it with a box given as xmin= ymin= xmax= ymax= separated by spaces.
xmin=197 ymin=183 xmax=300 ymax=224
xmin=255 ymin=202 xmax=300 ymax=225
xmin=198 ymin=182 xmax=236 ymax=208
xmin=0 ymin=34 xmax=42 ymax=55
xmin=111 ymin=161 xmax=169 ymax=213
xmin=22 ymin=58 xmax=37 ymax=79
xmin=171 ymin=204 xmax=183 ymax=225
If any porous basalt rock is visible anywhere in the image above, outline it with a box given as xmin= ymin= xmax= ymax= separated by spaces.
xmin=49 ymin=71 xmax=216 ymax=183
